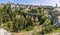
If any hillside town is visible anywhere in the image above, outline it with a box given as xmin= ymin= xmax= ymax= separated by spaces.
xmin=0 ymin=1 xmax=60 ymax=35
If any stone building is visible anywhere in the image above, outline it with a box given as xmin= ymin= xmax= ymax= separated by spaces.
xmin=57 ymin=16 xmax=60 ymax=23
xmin=49 ymin=4 xmax=60 ymax=26
xmin=0 ymin=2 xmax=20 ymax=11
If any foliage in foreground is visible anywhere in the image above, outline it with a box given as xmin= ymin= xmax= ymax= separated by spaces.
xmin=0 ymin=5 xmax=52 ymax=33
xmin=0 ymin=6 xmax=34 ymax=32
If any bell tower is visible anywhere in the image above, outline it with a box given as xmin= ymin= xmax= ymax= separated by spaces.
xmin=56 ymin=4 xmax=57 ymax=8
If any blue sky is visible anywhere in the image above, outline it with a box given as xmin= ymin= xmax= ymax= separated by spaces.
xmin=0 ymin=0 xmax=60 ymax=6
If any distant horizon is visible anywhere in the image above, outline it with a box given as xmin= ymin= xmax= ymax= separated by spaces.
xmin=0 ymin=0 xmax=60 ymax=6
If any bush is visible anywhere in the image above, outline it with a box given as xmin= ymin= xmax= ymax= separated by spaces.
xmin=32 ymin=33 xmax=41 ymax=35
xmin=40 ymin=19 xmax=52 ymax=34
xmin=25 ymin=26 xmax=33 ymax=31
xmin=3 ymin=21 xmax=13 ymax=31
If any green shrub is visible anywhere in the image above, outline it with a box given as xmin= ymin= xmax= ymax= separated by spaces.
xmin=25 ymin=26 xmax=33 ymax=31
xmin=40 ymin=19 xmax=53 ymax=34
xmin=3 ymin=21 xmax=13 ymax=31
xmin=32 ymin=33 xmax=41 ymax=35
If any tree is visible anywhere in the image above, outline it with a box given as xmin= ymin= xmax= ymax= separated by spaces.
xmin=0 ymin=7 xmax=4 ymax=12
xmin=39 ymin=15 xmax=47 ymax=25
xmin=24 ymin=18 xmax=34 ymax=31
xmin=30 ymin=9 xmax=38 ymax=13
xmin=41 ymin=19 xmax=52 ymax=34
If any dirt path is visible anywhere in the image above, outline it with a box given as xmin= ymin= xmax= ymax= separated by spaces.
xmin=13 ymin=26 xmax=42 ymax=35
xmin=13 ymin=31 xmax=33 ymax=35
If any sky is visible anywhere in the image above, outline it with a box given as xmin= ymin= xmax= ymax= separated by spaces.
xmin=0 ymin=0 xmax=60 ymax=6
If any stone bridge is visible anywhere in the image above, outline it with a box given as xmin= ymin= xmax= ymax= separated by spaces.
xmin=23 ymin=12 xmax=40 ymax=25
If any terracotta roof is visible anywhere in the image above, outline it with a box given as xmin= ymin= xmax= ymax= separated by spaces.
xmin=57 ymin=16 xmax=60 ymax=19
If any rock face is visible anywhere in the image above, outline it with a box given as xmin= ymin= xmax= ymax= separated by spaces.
xmin=0 ymin=29 xmax=11 ymax=35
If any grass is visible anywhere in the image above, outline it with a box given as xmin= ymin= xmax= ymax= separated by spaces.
xmin=44 ymin=28 xmax=60 ymax=35
xmin=52 ymin=28 xmax=60 ymax=33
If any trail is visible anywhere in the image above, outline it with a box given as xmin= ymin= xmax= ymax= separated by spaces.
xmin=13 ymin=26 xmax=42 ymax=35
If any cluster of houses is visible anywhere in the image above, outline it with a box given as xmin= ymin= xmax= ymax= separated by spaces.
xmin=0 ymin=2 xmax=53 ymax=11
xmin=0 ymin=2 xmax=40 ymax=11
